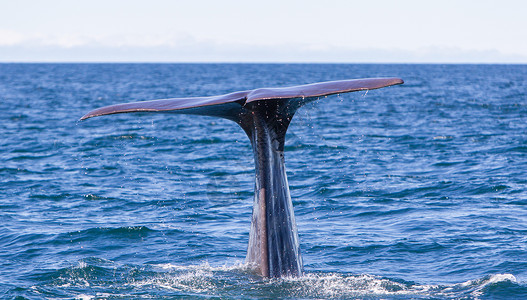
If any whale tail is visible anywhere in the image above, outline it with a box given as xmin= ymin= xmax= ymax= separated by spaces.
xmin=81 ymin=77 xmax=404 ymax=277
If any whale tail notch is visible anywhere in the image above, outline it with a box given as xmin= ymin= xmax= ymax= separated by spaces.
xmin=81 ymin=77 xmax=404 ymax=278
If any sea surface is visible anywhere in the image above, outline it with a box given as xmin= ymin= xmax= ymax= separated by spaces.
xmin=1 ymin=63 xmax=527 ymax=299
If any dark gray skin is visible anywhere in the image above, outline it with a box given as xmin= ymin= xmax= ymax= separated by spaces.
xmin=240 ymin=99 xmax=302 ymax=277
xmin=81 ymin=78 xmax=403 ymax=277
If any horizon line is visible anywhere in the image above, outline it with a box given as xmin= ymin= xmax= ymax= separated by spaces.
xmin=1 ymin=61 xmax=527 ymax=65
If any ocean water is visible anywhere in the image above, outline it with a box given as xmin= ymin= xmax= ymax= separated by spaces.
xmin=1 ymin=63 xmax=527 ymax=299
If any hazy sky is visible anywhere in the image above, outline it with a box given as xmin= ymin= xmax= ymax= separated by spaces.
xmin=1 ymin=0 xmax=526 ymax=63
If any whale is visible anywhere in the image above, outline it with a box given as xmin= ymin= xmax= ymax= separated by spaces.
xmin=81 ymin=77 xmax=404 ymax=278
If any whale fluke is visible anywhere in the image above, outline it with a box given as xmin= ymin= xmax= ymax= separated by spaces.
xmin=80 ymin=78 xmax=403 ymax=121
xmin=81 ymin=77 xmax=403 ymax=277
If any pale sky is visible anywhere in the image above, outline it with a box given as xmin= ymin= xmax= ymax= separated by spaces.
xmin=1 ymin=0 xmax=526 ymax=63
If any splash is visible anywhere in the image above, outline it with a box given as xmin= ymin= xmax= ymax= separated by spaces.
xmin=16 ymin=259 xmax=523 ymax=299
xmin=122 ymin=263 xmax=521 ymax=299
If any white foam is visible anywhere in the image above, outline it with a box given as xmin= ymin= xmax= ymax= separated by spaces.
xmin=277 ymin=273 xmax=439 ymax=298
xmin=66 ymin=261 xmax=519 ymax=299
xmin=135 ymin=264 xmax=442 ymax=298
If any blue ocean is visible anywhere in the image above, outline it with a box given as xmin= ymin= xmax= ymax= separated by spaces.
xmin=1 ymin=63 xmax=527 ymax=299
